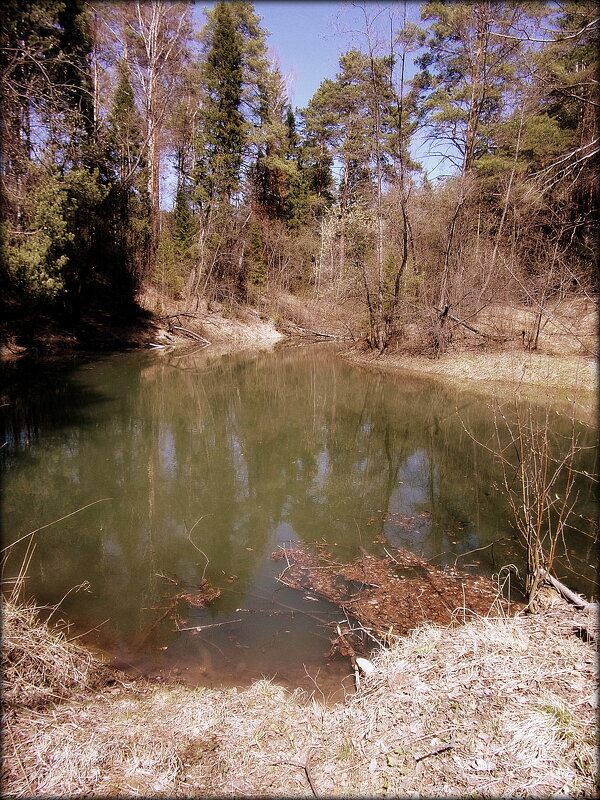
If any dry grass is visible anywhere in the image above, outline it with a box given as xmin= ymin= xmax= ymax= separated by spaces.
xmin=345 ymin=348 xmax=597 ymax=393
xmin=344 ymin=348 xmax=598 ymax=427
xmin=2 ymin=597 xmax=597 ymax=798
xmin=1 ymin=600 xmax=109 ymax=711
xmin=472 ymin=299 xmax=598 ymax=357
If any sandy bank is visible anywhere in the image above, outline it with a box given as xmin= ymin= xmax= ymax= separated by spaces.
xmin=343 ymin=348 xmax=597 ymax=392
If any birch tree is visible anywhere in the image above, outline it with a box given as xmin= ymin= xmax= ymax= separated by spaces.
xmin=99 ymin=1 xmax=193 ymax=275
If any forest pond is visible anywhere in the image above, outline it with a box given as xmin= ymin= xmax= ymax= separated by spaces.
xmin=1 ymin=343 xmax=597 ymax=696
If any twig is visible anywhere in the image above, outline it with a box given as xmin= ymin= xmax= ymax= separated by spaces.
xmin=1 ymin=498 xmax=112 ymax=554
xmin=187 ymin=518 xmax=210 ymax=582
xmin=269 ymin=752 xmax=319 ymax=797
xmin=415 ymin=744 xmax=453 ymax=763
xmin=305 ymin=746 xmax=319 ymax=797
xmin=46 ymin=581 xmax=91 ymax=623
xmin=66 ymin=618 xmax=110 ymax=642
xmin=453 ymin=536 xmax=513 ymax=568
xmin=134 ymin=601 xmax=178 ymax=652
xmin=304 ymin=747 xmax=319 ymax=797
xmin=177 ymin=618 xmax=242 ymax=632
xmin=155 ymin=571 xmax=178 ymax=585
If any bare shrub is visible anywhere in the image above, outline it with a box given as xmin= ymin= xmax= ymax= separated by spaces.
xmin=487 ymin=398 xmax=597 ymax=606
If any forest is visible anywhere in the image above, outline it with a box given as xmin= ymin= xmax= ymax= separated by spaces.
xmin=1 ymin=0 xmax=597 ymax=354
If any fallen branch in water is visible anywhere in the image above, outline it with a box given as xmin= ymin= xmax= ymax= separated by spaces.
xmin=453 ymin=536 xmax=514 ymax=568
xmin=177 ymin=618 xmax=242 ymax=632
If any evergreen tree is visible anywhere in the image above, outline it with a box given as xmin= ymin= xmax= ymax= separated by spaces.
xmin=190 ymin=0 xmax=272 ymax=301
xmin=173 ymin=185 xmax=196 ymax=262
xmin=251 ymin=66 xmax=304 ymax=224
xmin=194 ymin=0 xmax=247 ymax=208
xmin=0 ymin=0 xmax=106 ymax=308
xmin=414 ymin=2 xmax=526 ymax=175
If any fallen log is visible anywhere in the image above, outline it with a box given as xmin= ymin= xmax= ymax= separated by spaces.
xmin=302 ymin=328 xmax=353 ymax=340
xmin=433 ymin=305 xmax=511 ymax=342
xmin=285 ymin=323 xmax=353 ymax=341
xmin=539 ymin=570 xmax=594 ymax=610
xmin=171 ymin=326 xmax=211 ymax=346
xmin=157 ymin=312 xmax=201 ymax=321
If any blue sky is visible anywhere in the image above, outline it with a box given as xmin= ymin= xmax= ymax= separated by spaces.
xmin=180 ymin=1 xmax=442 ymax=201
xmin=249 ymin=2 xmax=447 ymax=178
xmin=255 ymin=1 xmax=378 ymax=110
xmin=195 ymin=1 xmax=424 ymax=110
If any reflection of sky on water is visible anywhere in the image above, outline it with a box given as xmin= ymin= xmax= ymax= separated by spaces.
xmin=230 ymin=434 xmax=249 ymax=502
xmin=384 ymin=448 xmax=435 ymax=554
xmin=158 ymin=425 xmax=177 ymax=479
xmin=275 ymin=521 xmax=295 ymax=545
xmin=314 ymin=448 xmax=329 ymax=491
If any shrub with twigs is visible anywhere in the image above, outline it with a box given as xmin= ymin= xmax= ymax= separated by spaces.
xmin=489 ymin=398 xmax=596 ymax=607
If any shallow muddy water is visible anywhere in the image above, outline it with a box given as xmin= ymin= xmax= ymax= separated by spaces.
xmin=1 ymin=343 xmax=597 ymax=694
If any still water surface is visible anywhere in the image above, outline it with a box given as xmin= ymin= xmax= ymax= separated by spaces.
xmin=1 ymin=344 xmax=597 ymax=693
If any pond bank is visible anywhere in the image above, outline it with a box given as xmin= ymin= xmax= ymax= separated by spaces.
xmin=2 ymin=306 xmax=598 ymax=797
xmin=343 ymin=347 xmax=597 ymax=394
xmin=342 ymin=347 xmax=598 ymax=426
xmin=2 ymin=596 xmax=597 ymax=797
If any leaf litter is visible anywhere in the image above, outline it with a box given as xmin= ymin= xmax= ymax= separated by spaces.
xmin=272 ymin=541 xmax=515 ymax=661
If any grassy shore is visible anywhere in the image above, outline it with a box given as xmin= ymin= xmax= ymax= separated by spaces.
xmin=342 ymin=348 xmax=598 ymax=426
xmin=343 ymin=347 xmax=597 ymax=393
xmin=2 ymin=595 xmax=597 ymax=797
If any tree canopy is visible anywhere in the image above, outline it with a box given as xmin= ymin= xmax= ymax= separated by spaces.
xmin=1 ymin=1 xmax=597 ymax=350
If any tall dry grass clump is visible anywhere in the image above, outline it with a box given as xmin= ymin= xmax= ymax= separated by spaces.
xmin=1 ymin=598 xmax=107 ymax=710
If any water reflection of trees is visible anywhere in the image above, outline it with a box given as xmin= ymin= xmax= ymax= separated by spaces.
xmin=2 ymin=345 xmax=597 ymax=652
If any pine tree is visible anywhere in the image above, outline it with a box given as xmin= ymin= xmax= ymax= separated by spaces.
xmin=173 ymin=185 xmax=196 ymax=261
xmin=414 ymin=2 xmax=526 ymax=176
xmin=194 ymin=0 xmax=247 ymax=208
xmin=252 ymin=66 xmax=302 ymax=223
xmin=0 ymin=0 xmax=110 ymax=309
